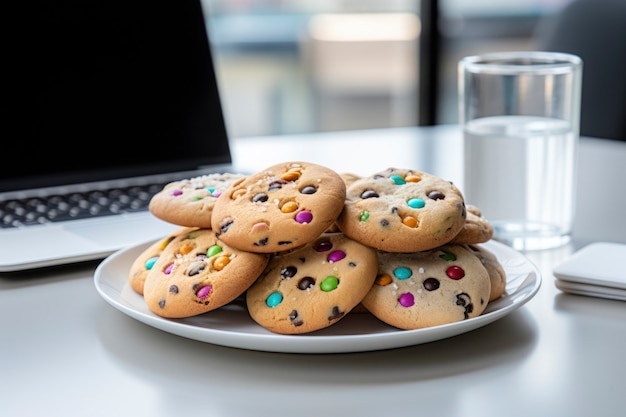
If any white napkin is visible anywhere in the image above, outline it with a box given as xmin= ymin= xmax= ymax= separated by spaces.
xmin=553 ymin=242 xmax=626 ymax=301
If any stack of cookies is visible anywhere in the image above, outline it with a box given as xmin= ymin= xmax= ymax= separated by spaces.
xmin=128 ymin=162 xmax=506 ymax=335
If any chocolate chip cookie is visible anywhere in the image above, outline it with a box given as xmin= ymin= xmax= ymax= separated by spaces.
xmin=211 ymin=161 xmax=346 ymax=253
xmin=336 ymin=167 xmax=467 ymax=252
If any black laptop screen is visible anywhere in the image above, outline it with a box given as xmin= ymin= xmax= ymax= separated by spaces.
xmin=2 ymin=0 xmax=231 ymax=192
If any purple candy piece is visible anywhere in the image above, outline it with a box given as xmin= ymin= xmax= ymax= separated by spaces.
xmin=197 ymin=285 xmax=212 ymax=300
xmin=327 ymin=250 xmax=346 ymax=263
xmin=295 ymin=210 xmax=313 ymax=224
xmin=398 ymin=292 xmax=415 ymax=307
xmin=172 ymin=189 xmax=183 ymax=197
xmin=164 ymin=263 xmax=174 ymax=275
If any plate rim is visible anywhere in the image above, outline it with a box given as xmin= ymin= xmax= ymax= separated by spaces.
xmin=94 ymin=239 xmax=541 ymax=354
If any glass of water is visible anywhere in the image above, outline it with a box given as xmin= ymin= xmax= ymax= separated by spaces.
xmin=459 ymin=51 xmax=583 ymax=251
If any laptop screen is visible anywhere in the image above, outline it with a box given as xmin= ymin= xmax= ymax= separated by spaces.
xmin=2 ymin=0 xmax=231 ymax=193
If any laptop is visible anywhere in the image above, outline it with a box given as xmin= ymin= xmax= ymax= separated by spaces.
xmin=1 ymin=1 xmax=234 ymax=272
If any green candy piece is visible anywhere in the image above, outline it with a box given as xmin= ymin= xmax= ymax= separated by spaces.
xmin=439 ymin=251 xmax=456 ymax=261
xmin=320 ymin=276 xmax=339 ymax=292
xmin=207 ymin=245 xmax=222 ymax=257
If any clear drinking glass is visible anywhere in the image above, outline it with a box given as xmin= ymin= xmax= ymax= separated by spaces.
xmin=459 ymin=51 xmax=583 ymax=250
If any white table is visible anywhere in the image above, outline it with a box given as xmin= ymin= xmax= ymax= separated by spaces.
xmin=2 ymin=125 xmax=626 ymax=417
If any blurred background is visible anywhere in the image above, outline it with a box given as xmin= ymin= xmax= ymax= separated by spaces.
xmin=201 ymin=0 xmax=572 ymax=138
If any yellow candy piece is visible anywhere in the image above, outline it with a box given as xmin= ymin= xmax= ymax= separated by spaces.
xmin=281 ymin=168 xmax=302 ymax=181
xmin=179 ymin=243 xmax=194 ymax=255
xmin=213 ymin=255 xmax=231 ymax=271
xmin=281 ymin=201 xmax=299 ymax=213
xmin=402 ymin=216 xmax=418 ymax=228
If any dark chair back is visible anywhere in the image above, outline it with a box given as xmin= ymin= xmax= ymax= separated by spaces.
xmin=535 ymin=0 xmax=626 ymax=141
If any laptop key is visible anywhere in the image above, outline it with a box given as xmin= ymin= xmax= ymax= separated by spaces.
xmin=0 ymin=181 xmax=170 ymax=228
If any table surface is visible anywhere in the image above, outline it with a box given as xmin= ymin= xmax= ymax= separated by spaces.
xmin=2 ymin=125 xmax=626 ymax=417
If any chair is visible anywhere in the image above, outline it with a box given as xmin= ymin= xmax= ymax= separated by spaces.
xmin=534 ymin=0 xmax=626 ymax=141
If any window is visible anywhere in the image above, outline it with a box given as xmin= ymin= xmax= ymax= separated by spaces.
xmin=202 ymin=0 xmax=573 ymax=137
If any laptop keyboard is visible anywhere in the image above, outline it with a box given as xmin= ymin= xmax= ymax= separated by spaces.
xmin=0 ymin=182 xmax=169 ymax=229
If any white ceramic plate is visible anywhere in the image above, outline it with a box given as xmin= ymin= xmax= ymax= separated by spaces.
xmin=94 ymin=240 xmax=541 ymax=354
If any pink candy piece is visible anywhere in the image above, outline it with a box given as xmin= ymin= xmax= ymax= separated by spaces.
xmin=196 ymin=285 xmax=212 ymax=300
xmin=327 ymin=250 xmax=346 ymax=263
xmin=251 ymin=222 xmax=270 ymax=233
xmin=164 ymin=263 xmax=174 ymax=274
xmin=398 ymin=292 xmax=414 ymax=307
xmin=172 ymin=189 xmax=183 ymax=197
xmin=295 ymin=210 xmax=313 ymax=224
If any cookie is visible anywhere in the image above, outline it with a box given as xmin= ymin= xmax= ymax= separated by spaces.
xmin=128 ymin=227 xmax=196 ymax=295
xmin=340 ymin=172 xmax=361 ymax=187
xmin=321 ymin=173 xmax=362 ymax=233
xmin=142 ymin=228 xmax=270 ymax=318
xmin=361 ymin=244 xmax=491 ymax=330
xmin=336 ymin=167 xmax=467 ymax=252
xmin=450 ymin=204 xmax=494 ymax=244
xmin=211 ymin=161 xmax=346 ymax=253
xmin=148 ymin=173 xmax=245 ymax=228
xmin=246 ymin=233 xmax=379 ymax=334
xmin=464 ymin=243 xmax=506 ymax=301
